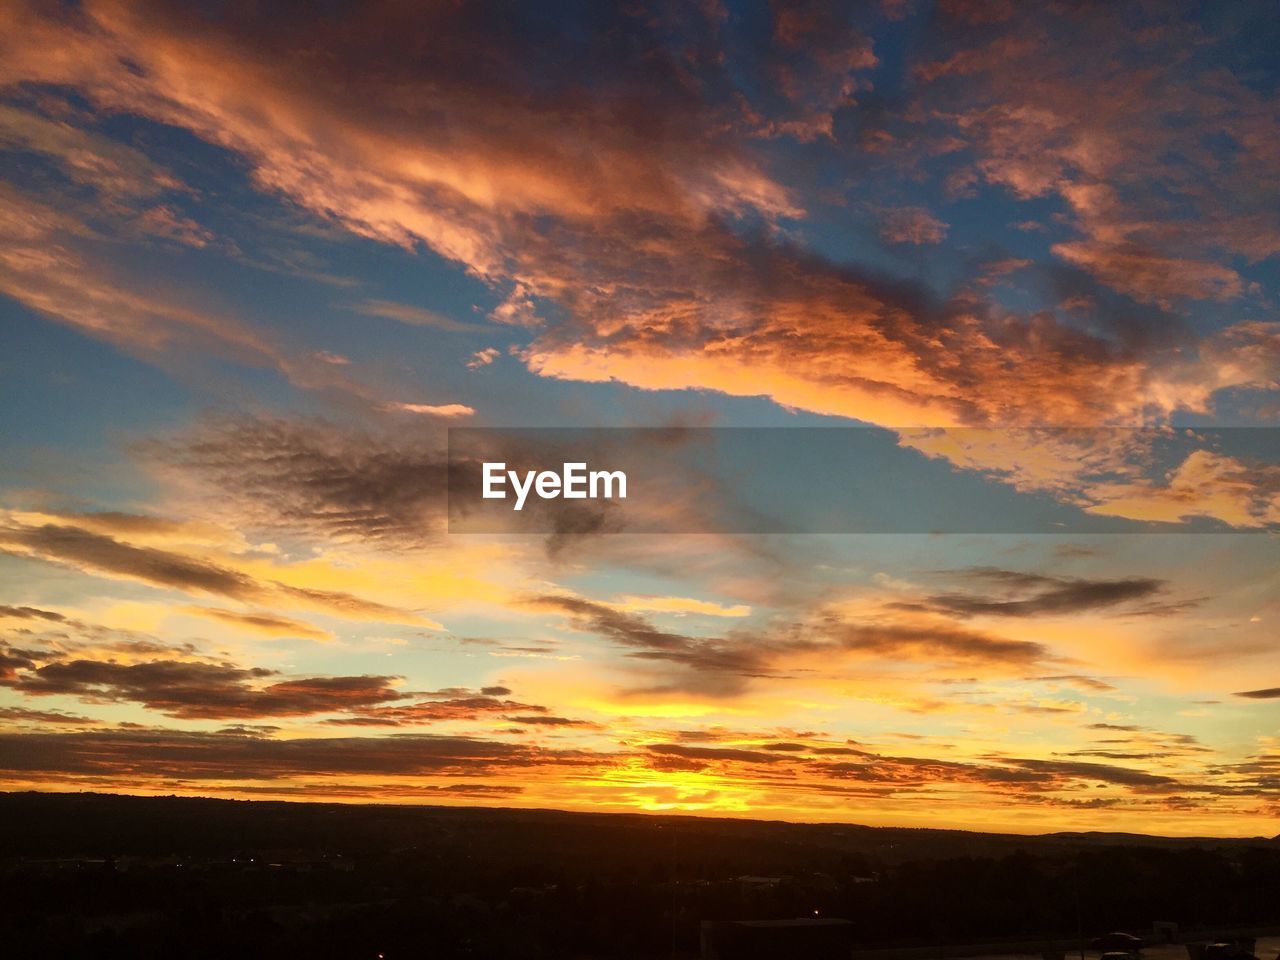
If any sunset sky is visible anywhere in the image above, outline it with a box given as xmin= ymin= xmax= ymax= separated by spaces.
xmin=1 ymin=0 xmax=1278 ymax=837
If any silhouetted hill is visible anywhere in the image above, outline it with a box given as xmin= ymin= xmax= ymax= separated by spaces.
xmin=0 ymin=791 xmax=1272 ymax=862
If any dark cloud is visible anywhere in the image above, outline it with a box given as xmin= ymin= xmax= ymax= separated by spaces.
xmin=1 ymin=605 xmax=204 ymax=663
xmin=527 ymin=595 xmax=774 ymax=695
xmin=418 ymin=686 xmax=504 ymax=699
xmin=0 ymin=517 xmax=422 ymax=623
xmin=313 ymin=685 xmax=591 ymax=729
xmin=641 ymin=738 xmax=1200 ymax=797
xmin=1234 ymin=687 xmax=1280 ymax=700
xmin=894 ymin=568 xmax=1171 ymax=618
xmin=153 ymin=416 xmax=451 ymax=546
xmin=0 ymin=729 xmax=601 ymax=781
xmin=827 ymin=621 xmax=1048 ymax=666
xmin=184 ymin=606 xmax=331 ymax=640
xmin=640 ymin=744 xmax=1185 ymax=796
xmin=0 ymin=522 xmax=261 ymax=598
xmin=648 ymin=744 xmax=795 ymax=765
xmin=0 ymin=604 xmax=68 ymax=622
xmin=817 ymin=754 xmax=1048 ymax=787
xmin=0 ymin=705 xmax=95 ymax=725
xmin=216 ymin=724 xmax=281 ymax=736
xmin=794 ymin=750 xmax=1207 ymax=795
xmin=657 ymin=726 xmax=827 ymax=745
xmin=6 ymin=657 xmax=405 ymax=719
xmin=530 ymin=593 xmax=1053 ymax=697
xmin=0 ymin=646 xmax=36 ymax=681
xmin=811 ymin=745 xmax=870 ymax=756
xmin=231 ymin=782 xmax=524 ymax=800
xmin=1010 ymin=703 xmax=1080 ymax=716
xmin=504 ymin=715 xmax=602 ymax=728
xmin=154 ymin=416 xmax=637 ymax=556
xmin=994 ymin=757 xmax=1176 ymax=789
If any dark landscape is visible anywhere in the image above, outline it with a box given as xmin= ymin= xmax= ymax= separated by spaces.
xmin=3 ymin=792 xmax=1278 ymax=959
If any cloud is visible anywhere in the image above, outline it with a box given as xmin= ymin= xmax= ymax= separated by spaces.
xmin=994 ymin=757 xmax=1176 ymax=789
xmin=384 ymin=402 xmax=476 ymax=418
xmin=311 ymin=685 xmax=602 ymax=729
xmin=1051 ymin=240 xmax=1245 ymax=307
xmin=0 ymin=705 xmax=95 ymax=725
xmin=134 ymin=204 xmax=216 ymax=248
xmin=324 ymin=695 xmax=548 ymax=728
xmin=1 ymin=622 xmax=207 ymax=668
xmin=644 ymin=738 xmax=1197 ymax=797
xmin=0 ymin=0 xmax=795 ymax=270
xmin=898 ymin=430 xmax=1279 ymax=531
xmin=916 ymin=5 xmax=1279 ymax=306
xmin=519 ymin=246 xmax=1149 ymax=430
xmin=1085 ymin=451 xmax=1280 ymax=529
xmin=182 ymin=606 xmax=332 ymax=641
xmin=892 ymin=568 xmax=1171 ymax=618
xmin=0 ymin=102 xmax=181 ymax=199
xmin=526 ymin=594 xmax=774 ymax=694
xmin=609 ymin=595 xmax=752 ymax=618
xmin=504 ymin=715 xmax=602 ymax=728
xmin=1234 ymin=687 xmax=1280 ymax=700
xmin=353 ymin=299 xmax=487 ymax=333
xmin=0 ymin=729 xmax=601 ymax=782
xmin=649 ymin=743 xmax=795 ymax=765
xmin=1 ymin=0 xmax=1273 ymax=550
xmin=755 ymin=0 xmax=879 ymax=141
xmin=230 ymin=781 xmax=525 ymax=800
xmin=0 ymin=521 xmax=262 ymax=597
xmin=529 ymin=592 xmax=1053 ymax=696
xmin=6 ymin=0 xmax=1268 ymax=446
xmin=5 ymin=656 xmax=406 ymax=720
xmin=877 ymin=205 xmax=948 ymax=245
xmin=149 ymin=415 xmax=450 ymax=546
xmin=827 ymin=621 xmax=1048 ymax=666
xmin=467 ymin=347 xmax=501 ymax=369
xmin=0 ymin=604 xmax=69 ymax=622
xmin=0 ymin=514 xmax=430 ymax=625
xmin=0 ymin=184 xmax=363 ymax=397
xmin=1029 ymin=675 xmax=1117 ymax=693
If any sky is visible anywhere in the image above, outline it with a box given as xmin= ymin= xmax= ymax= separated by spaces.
xmin=0 ymin=0 xmax=1277 ymax=837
